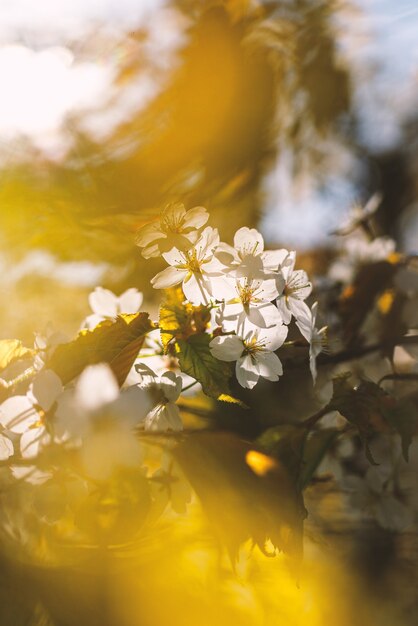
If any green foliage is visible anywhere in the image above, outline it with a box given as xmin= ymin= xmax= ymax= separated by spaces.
xmin=48 ymin=313 xmax=154 ymax=386
xmin=174 ymin=431 xmax=304 ymax=563
xmin=326 ymin=373 xmax=417 ymax=464
xmin=176 ymin=334 xmax=235 ymax=401
xmin=0 ymin=339 xmax=33 ymax=371
xmin=257 ymin=424 xmax=339 ymax=491
xmin=159 ymin=287 xmax=211 ymax=352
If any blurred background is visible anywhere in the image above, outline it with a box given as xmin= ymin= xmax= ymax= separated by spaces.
xmin=1 ymin=0 xmax=417 ymax=342
xmin=0 ymin=2 xmax=418 ymax=624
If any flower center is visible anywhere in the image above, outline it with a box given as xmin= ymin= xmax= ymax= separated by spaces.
xmin=160 ymin=207 xmax=184 ymax=234
xmin=185 ymin=250 xmax=202 ymax=274
xmin=284 ymin=275 xmax=310 ymax=299
xmin=238 ymin=283 xmax=256 ymax=306
xmin=242 ymin=334 xmax=265 ymax=357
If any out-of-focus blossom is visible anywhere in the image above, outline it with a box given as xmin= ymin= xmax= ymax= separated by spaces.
xmin=344 ymin=464 xmax=413 ymax=532
xmin=329 ymin=233 xmax=396 ymax=284
xmin=0 ymin=369 xmax=63 ymax=458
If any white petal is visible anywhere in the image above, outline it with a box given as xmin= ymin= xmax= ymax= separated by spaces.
xmin=20 ymin=426 xmax=47 ymax=459
xmin=256 ymin=278 xmax=279 ymax=301
xmin=256 ymin=351 xmax=283 ymax=381
xmin=0 ymin=434 xmax=13 ymax=460
xmin=182 ymin=206 xmax=209 ymax=229
xmin=257 ymin=324 xmax=288 ymax=352
xmin=208 ymin=275 xmax=237 ymax=301
xmin=275 ymin=297 xmax=292 ymax=324
xmin=210 ymin=335 xmax=244 ymax=361
xmin=151 ymin=266 xmax=187 ymax=289
xmin=262 ymin=248 xmax=289 ymax=269
xmin=164 ymin=402 xmax=183 ymax=431
xmin=247 ymin=302 xmax=282 ymax=328
xmin=11 ymin=465 xmax=51 ymax=484
xmin=214 ymin=243 xmax=238 ymax=269
xmin=118 ymin=288 xmax=143 ymax=314
xmin=135 ymin=222 xmax=162 ymax=248
xmin=145 ymin=403 xmax=168 ymax=431
xmin=162 ymin=202 xmax=187 ymax=226
xmin=83 ymin=313 xmax=105 ymax=330
xmin=196 ymin=227 xmax=220 ymax=257
xmin=236 ymin=355 xmax=259 ymax=389
xmin=134 ymin=363 xmax=157 ymax=387
xmin=88 ymin=287 xmax=118 ymax=317
xmin=160 ymin=371 xmax=182 ymax=402
xmin=234 ymin=254 xmax=264 ymax=279
xmin=110 ymin=385 xmax=152 ymax=425
xmin=295 ymin=307 xmax=314 ymax=343
xmin=141 ymin=241 xmax=161 ymax=259
xmin=234 ymin=227 xmax=264 ymax=254
xmin=29 ymin=369 xmax=63 ymax=411
xmin=0 ymin=396 xmax=38 ymax=433
xmin=288 ymin=298 xmax=311 ymax=324
xmin=75 ymin=364 xmax=120 ymax=412
xmin=182 ymin=273 xmax=211 ymax=305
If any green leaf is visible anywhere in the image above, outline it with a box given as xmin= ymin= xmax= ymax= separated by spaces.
xmin=257 ymin=424 xmax=338 ymax=490
xmin=297 ymin=428 xmax=339 ymax=490
xmin=327 ymin=374 xmax=390 ymax=464
xmin=174 ymin=431 xmax=305 ymax=564
xmin=0 ymin=339 xmax=33 ymax=371
xmin=47 ymin=313 xmax=154 ymax=386
xmin=159 ymin=287 xmax=211 ymax=353
xmin=176 ymin=334 xmax=234 ymax=401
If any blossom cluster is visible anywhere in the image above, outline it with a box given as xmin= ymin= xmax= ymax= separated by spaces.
xmin=137 ymin=203 xmax=324 ymax=389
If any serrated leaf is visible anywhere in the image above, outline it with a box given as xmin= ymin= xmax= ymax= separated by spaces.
xmin=258 ymin=424 xmax=340 ymax=490
xmin=328 ymin=375 xmax=390 ymax=464
xmin=159 ymin=287 xmax=211 ymax=353
xmin=47 ymin=313 xmax=154 ymax=386
xmin=176 ymin=334 xmax=233 ymax=400
xmin=0 ymin=339 xmax=33 ymax=371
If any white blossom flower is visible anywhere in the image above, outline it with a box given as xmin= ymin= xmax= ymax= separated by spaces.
xmin=331 ymin=192 xmax=382 ymax=237
xmin=275 ymin=251 xmax=312 ymax=325
xmin=210 ymin=324 xmax=288 ymax=389
xmin=219 ymin=277 xmax=282 ymax=332
xmin=329 ymin=234 xmax=396 ymax=284
xmin=135 ymin=364 xmax=183 ymax=431
xmin=83 ymin=287 xmax=143 ymax=330
xmin=215 ymin=227 xmax=287 ymax=280
xmin=295 ymin=302 xmax=327 ymax=384
xmin=151 ymin=226 xmax=230 ymax=305
xmin=136 ymin=203 xmax=209 ymax=258
xmin=55 ymin=363 xmax=151 ymax=480
xmin=344 ymin=465 xmax=413 ymax=532
xmin=54 ymin=363 xmax=150 ymax=440
xmin=0 ymin=369 xmax=63 ymax=458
